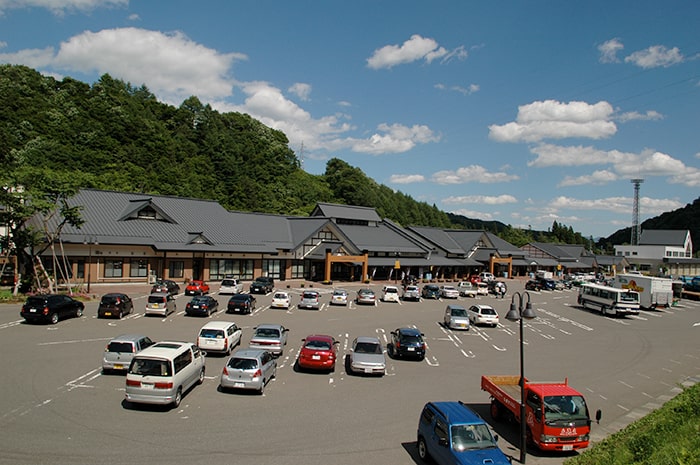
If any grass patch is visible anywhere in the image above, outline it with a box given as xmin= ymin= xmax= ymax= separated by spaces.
xmin=565 ymin=382 xmax=700 ymax=465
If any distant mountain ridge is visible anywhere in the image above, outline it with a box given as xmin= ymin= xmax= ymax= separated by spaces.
xmin=597 ymin=197 xmax=700 ymax=254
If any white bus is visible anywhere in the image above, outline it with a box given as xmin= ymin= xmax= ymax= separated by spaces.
xmin=577 ymin=283 xmax=640 ymax=317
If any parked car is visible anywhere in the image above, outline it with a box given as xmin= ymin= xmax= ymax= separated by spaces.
xmin=403 ymin=285 xmax=421 ymax=301
xmin=97 ymin=293 xmax=133 ymax=319
xmin=219 ymin=348 xmax=277 ymax=394
xmin=249 ymin=324 xmax=288 ymax=356
xmin=444 ymin=304 xmax=470 ymax=330
xmin=21 ymin=294 xmax=85 ymax=324
xmin=536 ymin=277 xmax=557 ymax=290
xmin=145 ymin=293 xmax=176 ymax=317
xmin=457 ymin=281 xmax=477 ymax=297
xmin=330 ymin=289 xmax=349 ymax=306
xmin=219 ymin=277 xmax=243 ymax=295
xmin=227 ymin=293 xmax=256 ymax=314
xmin=150 ymin=280 xmax=180 ymax=296
xmin=348 ymin=336 xmax=386 ymax=376
xmin=271 ymin=291 xmax=291 ymax=309
xmin=299 ymin=290 xmax=320 ymax=310
xmin=468 ymin=274 xmax=481 ymax=285
xmin=250 ymin=276 xmax=274 ymax=294
xmin=125 ymin=341 xmax=205 ymax=408
xmin=439 ymin=285 xmax=459 ymax=299
xmin=476 ymin=282 xmax=489 ymax=295
xmin=525 ymin=279 xmax=543 ymax=291
xmin=185 ymin=280 xmax=210 ymax=296
xmin=479 ymin=272 xmax=496 ymax=282
xmin=388 ymin=327 xmax=426 ymax=360
xmin=468 ymin=304 xmax=499 ymax=327
xmin=197 ymin=321 xmax=241 ymax=355
xmin=422 ymin=284 xmax=440 ymax=299
xmin=381 ymin=285 xmax=401 ymax=302
xmin=297 ymin=334 xmax=339 ymax=372
xmin=356 ymin=288 xmax=376 ymax=305
xmin=102 ymin=334 xmax=155 ymax=373
xmin=417 ymin=401 xmax=510 ymax=465
xmin=185 ymin=295 xmax=219 ymax=317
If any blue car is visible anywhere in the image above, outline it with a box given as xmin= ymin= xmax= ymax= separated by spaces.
xmin=417 ymin=401 xmax=510 ymax=465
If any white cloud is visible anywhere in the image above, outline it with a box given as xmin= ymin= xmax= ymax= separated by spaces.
xmin=222 ymin=81 xmax=438 ymax=156
xmin=351 ymin=123 xmax=440 ymax=154
xmin=442 ymin=194 xmax=517 ymax=205
xmin=598 ymin=38 xmax=624 ymax=63
xmin=288 ymin=82 xmax=311 ymax=101
xmin=616 ymin=110 xmax=663 ymax=122
xmin=366 ymin=34 xmax=466 ymax=70
xmin=0 ymin=0 xmax=127 ymax=15
xmin=431 ymin=165 xmax=519 ymax=184
xmin=558 ymin=170 xmax=618 ymax=187
xmin=625 ymin=45 xmax=684 ymax=68
xmin=549 ymin=195 xmax=682 ymax=214
xmin=388 ymin=174 xmax=425 ymax=184
xmin=449 ymin=209 xmax=495 ymax=221
xmin=669 ymin=167 xmax=700 ymax=187
xmin=489 ymin=100 xmax=617 ymax=143
xmin=528 ymin=144 xmax=635 ymax=167
xmin=435 ymin=83 xmax=479 ymax=95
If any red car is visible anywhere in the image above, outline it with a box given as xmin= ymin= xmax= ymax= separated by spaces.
xmin=296 ymin=335 xmax=339 ymax=372
xmin=185 ymin=280 xmax=210 ymax=296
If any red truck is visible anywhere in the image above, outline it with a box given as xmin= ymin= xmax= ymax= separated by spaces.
xmin=481 ymin=375 xmax=593 ymax=452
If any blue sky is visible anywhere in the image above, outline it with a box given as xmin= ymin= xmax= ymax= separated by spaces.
xmin=1 ymin=0 xmax=699 ymax=239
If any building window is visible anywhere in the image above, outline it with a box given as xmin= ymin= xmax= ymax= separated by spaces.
xmin=130 ymin=259 xmax=148 ymax=277
xmin=77 ymin=260 xmax=85 ymax=279
xmin=168 ymin=260 xmax=184 ymax=279
xmin=262 ymin=259 xmax=282 ymax=279
xmin=209 ymin=259 xmax=254 ymax=280
xmin=290 ymin=260 xmax=305 ymax=279
xmin=104 ymin=260 xmax=123 ymax=278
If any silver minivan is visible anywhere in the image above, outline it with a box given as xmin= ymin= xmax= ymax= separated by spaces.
xmin=125 ymin=341 xmax=206 ymax=408
xmin=444 ymin=304 xmax=470 ymax=330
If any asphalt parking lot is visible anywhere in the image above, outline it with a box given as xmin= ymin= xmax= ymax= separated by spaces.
xmin=1 ymin=279 xmax=699 ymax=465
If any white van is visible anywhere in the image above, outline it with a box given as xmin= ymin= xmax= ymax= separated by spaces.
xmin=197 ymin=321 xmax=242 ymax=355
xmin=125 ymin=341 xmax=206 ymax=408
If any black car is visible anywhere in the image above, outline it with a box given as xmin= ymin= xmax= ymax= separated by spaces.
xmin=421 ymin=284 xmax=440 ymax=299
xmin=525 ymin=279 xmax=543 ymax=291
xmin=388 ymin=327 xmax=426 ymax=360
xmin=21 ymin=294 xmax=85 ymax=324
xmin=185 ymin=295 xmax=219 ymax=317
xmin=250 ymin=277 xmax=274 ymax=294
xmin=97 ymin=293 xmax=133 ymax=319
xmin=151 ymin=279 xmax=180 ymax=296
xmin=227 ymin=293 xmax=257 ymax=314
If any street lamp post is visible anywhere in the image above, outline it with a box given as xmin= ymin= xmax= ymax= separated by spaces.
xmin=83 ymin=236 xmax=98 ymax=294
xmin=505 ymin=291 xmax=537 ymax=464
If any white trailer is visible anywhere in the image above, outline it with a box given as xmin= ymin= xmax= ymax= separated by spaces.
xmin=612 ymin=274 xmax=674 ymax=309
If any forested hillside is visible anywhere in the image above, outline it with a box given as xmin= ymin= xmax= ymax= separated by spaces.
xmin=0 ymin=64 xmax=450 ymax=226
xmin=597 ymin=197 xmax=700 ymax=253
xmin=2 ymin=64 xmax=604 ymax=248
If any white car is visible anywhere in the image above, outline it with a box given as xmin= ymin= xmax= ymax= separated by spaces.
xmin=331 ymin=289 xmax=349 ymax=306
xmin=219 ymin=278 xmax=243 ymax=295
xmin=479 ymin=272 xmax=495 ymax=282
xmin=381 ymin=285 xmax=401 ymax=302
xmin=197 ymin=321 xmax=242 ymax=355
xmin=439 ymin=285 xmax=459 ymax=299
xmin=468 ymin=305 xmax=499 ymax=327
xmin=476 ymin=282 xmax=489 ymax=296
xmin=457 ymin=281 xmax=477 ymax=297
xmin=271 ymin=291 xmax=291 ymax=309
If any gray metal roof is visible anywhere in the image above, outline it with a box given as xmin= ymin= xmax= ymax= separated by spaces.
xmin=311 ymin=203 xmax=381 ymax=222
xmin=335 ymin=223 xmax=426 ymax=254
xmin=407 ymin=226 xmax=465 ymax=255
xmin=639 ymin=229 xmax=689 ymax=246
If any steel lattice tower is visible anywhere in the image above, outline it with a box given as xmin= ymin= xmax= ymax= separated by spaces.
xmin=630 ymin=179 xmax=644 ymax=245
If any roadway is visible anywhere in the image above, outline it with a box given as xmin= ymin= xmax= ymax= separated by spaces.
xmin=0 ymin=279 xmax=698 ymax=465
